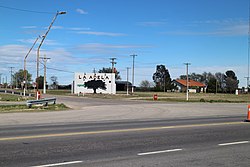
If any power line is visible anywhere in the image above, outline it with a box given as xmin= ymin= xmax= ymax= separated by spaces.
xmin=0 ymin=5 xmax=54 ymax=14
xmin=46 ymin=67 xmax=74 ymax=73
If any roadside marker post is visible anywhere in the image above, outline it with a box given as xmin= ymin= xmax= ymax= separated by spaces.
xmin=245 ymin=105 xmax=250 ymax=122
xmin=153 ymin=94 xmax=158 ymax=101
xmin=36 ymin=91 xmax=41 ymax=100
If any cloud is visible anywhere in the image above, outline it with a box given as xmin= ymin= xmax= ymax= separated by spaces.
xmin=17 ymin=38 xmax=40 ymax=44
xmin=163 ymin=18 xmax=248 ymax=36
xmin=0 ymin=45 xmax=29 ymax=72
xmin=68 ymin=27 xmax=91 ymax=31
xmin=17 ymin=38 xmax=60 ymax=46
xmin=77 ymin=31 xmax=126 ymax=37
xmin=21 ymin=26 xmax=37 ymax=29
xmin=44 ymin=26 xmax=64 ymax=30
xmin=76 ymin=8 xmax=88 ymax=15
xmin=77 ymin=43 xmax=151 ymax=49
xmin=137 ymin=21 xmax=167 ymax=27
xmin=75 ymin=43 xmax=152 ymax=56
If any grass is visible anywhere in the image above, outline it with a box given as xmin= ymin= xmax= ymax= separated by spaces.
xmin=0 ymin=103 xmax=69 ymax=113
xmin=46 ymin=90 xmax=72 ymax=95
xmin=77 ymin=91 xmax=250 ymax=103
xmin=4 ymin=89 xmax=249 ymax=103
xmin=131 ymin=92 xmax=250 ymax=103
xmin=0 ymin=93 xmax=33 ymax=101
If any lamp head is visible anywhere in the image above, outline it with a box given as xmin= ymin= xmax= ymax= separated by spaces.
xmin=58 ymin=11 xmax=67 ymax=15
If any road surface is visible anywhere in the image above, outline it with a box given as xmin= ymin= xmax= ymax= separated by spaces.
xmin=0 ymin=116 xmax=250 ymax=167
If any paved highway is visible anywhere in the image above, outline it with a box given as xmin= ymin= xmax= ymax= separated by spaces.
xmin=0 ymin=116 xmax=250 ymax=167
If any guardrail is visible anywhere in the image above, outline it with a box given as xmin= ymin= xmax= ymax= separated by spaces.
xmin=0 ymin=89 xmax=35 ymax=97
xmin=26 ymin=97 xmax=56 ymax=108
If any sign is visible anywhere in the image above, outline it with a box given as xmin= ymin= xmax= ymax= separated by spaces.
xmin=74 ymin=73 xmax=116 ymax=94
xmin=32 ymin=82 xmax=36 ymax=88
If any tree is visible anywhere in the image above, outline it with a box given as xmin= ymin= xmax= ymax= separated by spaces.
xmin=215 ymin=72 xmax=225 ymax=93
xmin=98 ymin=67 xmax=121 ymax=80
xmin=50 ymin=76 xmax=58 ymax=89
xmin=36 ymin=76 xmax=44 ymax=89
xmin=206 ymin=77 xmax=217 ymax=93
xmin=139 ymin=80 xmax=153 ymax=91
xmin=13 ymin=69 xmax=32 ymax=88
xmin=224 ymin=70 xmax=239 ymax=93
xmin=152 ymin=65 xmax=173 ymax=91
xmin=85 ymin=79 xmax=106 ymax=93
xmin=179 ymin=73 xmax=206 ymax=83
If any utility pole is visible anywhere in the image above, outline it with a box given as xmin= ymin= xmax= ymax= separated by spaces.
xmin=110 ymin=58 xmax=117 ymax=73
xmin=9 ymin=67 xmax=14 ymax=89
xmin=126 ymin=67 xmax=130 ymax=95
xmin=130 ymin=54 xmax=137 ymax=94
xmin=5 ymin=76 xmax=7 ymax=88
xmin=245 ymin=76 xmax=250 ymax=91
xmin=184 ymin=63 xmax=191 ymax=101
xmin=247 ymin=2 xmax=250 ymax=92
xmin=40 ymin=55 xmax=50 ymax=94
xmin=110 ymin=58 xmax=117 ymax=94
xmin=0 ymin=73 xmax=2 ymax=84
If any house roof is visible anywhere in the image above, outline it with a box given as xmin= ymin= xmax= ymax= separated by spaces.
xmin=174 ymin=79 xmax=206 ymax=87
xmin=115 ymin=81 xmax=132 ymax=85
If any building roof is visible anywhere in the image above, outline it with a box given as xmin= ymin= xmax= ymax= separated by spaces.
xmin=174 ymin=79 xmax=206 ymax=87
xmin=115 ymin=81 xmax=132 ymax=85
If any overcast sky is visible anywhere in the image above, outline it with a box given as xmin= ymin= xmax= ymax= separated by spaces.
xmin=0 ymin=0 xmax=249 ymax=87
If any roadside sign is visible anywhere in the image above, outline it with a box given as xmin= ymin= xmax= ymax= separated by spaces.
xmin=32 ymin=82 xmax=36 ymax=88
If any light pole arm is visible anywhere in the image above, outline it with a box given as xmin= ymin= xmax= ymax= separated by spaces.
xmin=36 ymin=11 xmax=66 ymax=90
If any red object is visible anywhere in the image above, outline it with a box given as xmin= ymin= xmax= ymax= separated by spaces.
xmin=36 ymin=91 xmax=41 ymax=100
xmin=153 ymin=94 xmax=158 ymax=100
xmin=246 ymin=105 xmax=250 ymax=122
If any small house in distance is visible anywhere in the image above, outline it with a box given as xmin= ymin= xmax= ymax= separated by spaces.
xmin=173 ymin=79 xmax=206 ymax=93
xmin=116 ymin=81 xmax=132 ymax=91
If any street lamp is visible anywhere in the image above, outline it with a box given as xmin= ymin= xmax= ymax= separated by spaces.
xmin=23 ymin=36 xmax=40 ymax=96
xmin=36 ymin=11 xmax=66 ymax=93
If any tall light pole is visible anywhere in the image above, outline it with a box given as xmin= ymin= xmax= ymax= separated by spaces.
xmin=126 ymin=67 xmax=130 ymax=95
xmin=131 ymin=54 xmax=137 ymax=93
xmin=24 ymin=36 xmax=40 ymax=96
xmin=9 ymin=67 xmax=14 ymax=89
xmin=184 ymin=63 xmax=191 ymax=101
xmin=36 ymin=11 xmax=66 ymax=91
xmin=247 ymin=2 xmax=250 ymax=92
xmin=40 ymin=55 xmax=50 ymax=94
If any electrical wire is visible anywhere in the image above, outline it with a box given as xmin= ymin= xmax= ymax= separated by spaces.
xmin=47 ymin=67 xmax=74 ymax=73
xmin=37 ymin=59 xmax=74 ymax=73
xmin=0 ymin=5 xmax=54 ymax=14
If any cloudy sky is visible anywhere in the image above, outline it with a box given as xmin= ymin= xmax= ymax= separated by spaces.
xmin=0 ymin=0 xmax=249 ymax=87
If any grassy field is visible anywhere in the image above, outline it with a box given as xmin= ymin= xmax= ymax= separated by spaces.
xmin=0 ymin=103 xmax=69 ymax=113
xmin=0 ymin=93 xmax=33 ymax=101
xmin=1 ymin=89 xmax=249 ymax=103
xmin=78 ymin=91 xmax=250 ymax=103
xmin=130 ymin=92 xmax=250 ymax=103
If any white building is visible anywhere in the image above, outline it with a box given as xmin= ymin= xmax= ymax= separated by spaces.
xmin=74 ymin=73 xmax=116 ymax=94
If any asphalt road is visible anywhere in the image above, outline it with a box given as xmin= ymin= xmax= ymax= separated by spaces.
xmin=0 ymin=116 xmax=250 ymax=167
